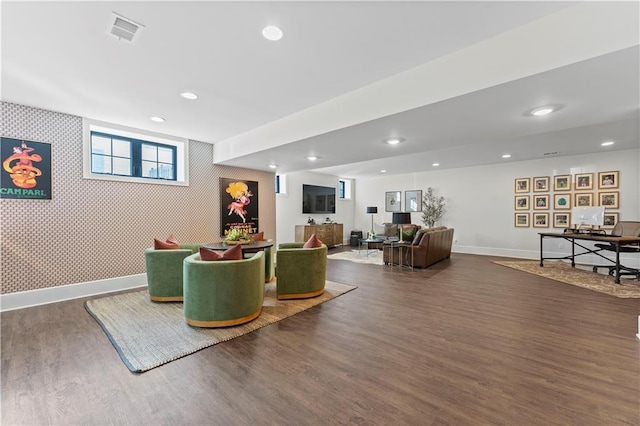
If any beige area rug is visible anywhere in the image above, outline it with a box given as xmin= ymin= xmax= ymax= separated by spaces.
xmin=85 ymin=280 xmax=356 ymax=373
xmin=327 ymin=249 xmax=384 ymax=265
xmin=493 ymin=260 xmax=640 ymax=298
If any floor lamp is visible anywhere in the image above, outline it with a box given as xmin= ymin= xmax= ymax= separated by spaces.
xmin=392 ymin=212 xmax=411 ymax=243
xmin=366 ymin=207 xmax=377 ymax=239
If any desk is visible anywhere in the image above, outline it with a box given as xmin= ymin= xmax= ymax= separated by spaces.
xmin=539 ymin=232 xmax=640 ymax=284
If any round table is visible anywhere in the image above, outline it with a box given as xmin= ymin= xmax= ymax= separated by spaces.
xmin=204 ymin=240 xmax=274 ymax=253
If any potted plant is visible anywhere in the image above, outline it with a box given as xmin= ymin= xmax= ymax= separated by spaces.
xmin=224 ymin=228 xmax=254 ymax=245
xmin=421 ymin=187 xmax=445 ymax=227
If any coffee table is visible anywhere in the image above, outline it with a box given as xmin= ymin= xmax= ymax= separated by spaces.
xmin=204 ymin=240 xmax=274 ymax=253
xmin=358 ymin=238 xmax=384 ymax=256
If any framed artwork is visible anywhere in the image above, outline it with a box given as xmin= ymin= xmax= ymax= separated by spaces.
xmin=385 ymin=191 xmax=401 ymax=212
xmin=533 ymin=194 xmax=549 ymax=210
xmin=514 ymin=213 xmax=529 ymax=228
xmin=554 ymin=193 xmax=571 ymax=210
xmin=598 ymin=171 xmax=619 ymax=189
xmin=404 ymin=190 xmax=422 ymax=212
xmin=553 ymin=212 xmax=571 ymax=228
xmin=575 ymin=173 xmax=593 ymax=190
xmin=532 ymin=176 xmax=549 ymax=192
xmin=220 ymin=178 xmax=259 ymax=237
xmin=514 ymin=195 xmax=530 ymax=210
xmin=514 ymin=178 xmax=530 ymax=193
xmin=1 ymin=137 xmax=52 ymax=200
xmin=602 ymin=212 xmax=619 ymax=229
xmin=574 ymin=193 xmax=593 ymax=207
xmin=598 ymin=191 xmax=619 ymax=209
xmin=553 ymin=175 xmax=571 ymax=191
xmin=533 ymin=213 xmax=549 ymax=228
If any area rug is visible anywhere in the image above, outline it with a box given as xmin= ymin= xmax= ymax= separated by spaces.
xmin=493 ymin=260 xmax=640 ymax=298
xmin=85 ymin=280 xmax=356 ymax=373
xmin=327 ymin=249 xmax=384 ymax=265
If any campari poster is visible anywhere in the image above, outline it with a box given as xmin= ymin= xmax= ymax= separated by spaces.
xmin=1 ymin=137 xmax=52 ymax=200
xmin=220 ymin=178 xmax=259 ymax=237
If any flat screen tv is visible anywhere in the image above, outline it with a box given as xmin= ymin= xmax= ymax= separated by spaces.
xmin=571 ymin=206 xmax=605 ymax=227
xmin=302 ymin=184 xmax=336 ymax=214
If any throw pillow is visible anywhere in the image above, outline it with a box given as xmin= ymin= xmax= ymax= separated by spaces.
xmin=402 ymin=226 xmax=417 ymax=242
xmin=199 ymin=244 xmax=243 ymax=261
xmin=412 ymin=230 xmax=426 ymax=245
xmin=154 ymin=235 xmax=179 ymax=249
xmin=303 ymin=233 xmax=323 ymax=248
xmin=252 ymin=231 xmax=264 ymax=241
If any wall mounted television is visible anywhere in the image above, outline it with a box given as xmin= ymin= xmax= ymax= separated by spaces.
xmin=302 ymin=184 xmax=336 ymax=214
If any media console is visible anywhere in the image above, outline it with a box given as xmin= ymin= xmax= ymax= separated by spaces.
xmin=295 ymin=223 xmax=344 ymax=247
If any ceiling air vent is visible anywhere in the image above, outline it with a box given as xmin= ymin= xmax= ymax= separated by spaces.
xmin=542 ymin=151 xmax=560 ymax=156
xmin=107 ymin=12 xmax=144 ymax=43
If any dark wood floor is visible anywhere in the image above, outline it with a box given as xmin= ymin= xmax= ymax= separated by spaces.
xmin=2 ymin=251 xmax=639 ymax=425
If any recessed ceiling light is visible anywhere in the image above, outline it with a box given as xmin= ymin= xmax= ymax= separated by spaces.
xmin=601 ymin=140 xmax=615 ymax=146
xmin=262 ymin=26 xmax=283 ymax=41
xmin=150 ymin=116 xmax=165 ymax=123
xmin=268 ymin=164 xmax=277 ymax=169
xmin=527 ymin=104 xmax=563 ymax=117
xmin=432 ymin=163 xmax=440 ymax=167
xmin=180 ymin=92 xmax=198 ymax=100
xmin=385 ymin=138 xmax=403 ymax=145
xmin=307 ymin=156 xmax=317 ymax=161
xmin=379 ymin=169 xmax=387 ymax=174
xmin=502 ymin=154 xmax=511 ymax=158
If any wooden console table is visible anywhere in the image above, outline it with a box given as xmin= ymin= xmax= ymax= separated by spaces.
xmin=295 ymin=223 xmax=344 ymax=247
xmin=539 ymin=232 xmax=640 ymax=284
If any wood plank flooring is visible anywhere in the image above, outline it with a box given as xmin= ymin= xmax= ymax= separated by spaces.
xmin=2 ymin=252 xmax=639 ymax=425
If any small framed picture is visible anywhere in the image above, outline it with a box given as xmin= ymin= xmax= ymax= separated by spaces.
xmin=553 ymin=212 xmax=571 ymax=228
xmin=514 ymin=213 xmax=530 ymax=228
xmin=404 ymin=190 xmax=422 ymax=212
xmin=533 ymin=194 xmax=549 ymax=210
xmin=533 ymin=213 xmax=549 ymax=228
xmin=598 ymin=191 xmax=619 ymax=209
xmin=514 ymin=195 xmax=530 ymax=210
xmin=553 ymin=175 xmax=571 ymax=191
xmin=385 ymin=191 xmax=402 ymax=212
xmin=533 ymin=176 xmax=550 ymax=192
xmin=574 ymin=193 xmax=593 ymax=207
xmin=575 ymin=173 xmax=593 ymax=190
xmin=554 ymin=193 xmax=571 ymax=210
xmin=602 ymin=212 xmax=619 ymax=229
xmin=598 ymin=171 xmax=619 ymax=189
xmin=514 ymin=178 xmax=530 ymax=193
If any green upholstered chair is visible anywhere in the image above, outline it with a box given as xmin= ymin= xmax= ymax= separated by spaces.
xmin=243 ymin=239 xmax=275 ymax=283
xmin=275 ymin=243 xmax=327 ymax=300
xmin=183 ymin=251 xmax=265 ymax=328
xmin=144 ymin=244 xmax=201 ymax=302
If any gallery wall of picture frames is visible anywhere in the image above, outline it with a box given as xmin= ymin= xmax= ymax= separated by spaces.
xmin=513 ymin=171 xmax=620 ymax=229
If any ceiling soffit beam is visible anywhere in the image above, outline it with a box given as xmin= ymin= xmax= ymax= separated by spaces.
xmin=213 ymin=2 xmax=639 ymax=164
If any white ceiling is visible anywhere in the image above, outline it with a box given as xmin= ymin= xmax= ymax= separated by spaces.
xmin=2 ymin=1 xmax=639 ymax=178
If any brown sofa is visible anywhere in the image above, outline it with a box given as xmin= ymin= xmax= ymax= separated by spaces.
xmin=383 ymin=226 xmax=454 ymax=268
xmin=368 ymin=223 xmax=420 ymax=249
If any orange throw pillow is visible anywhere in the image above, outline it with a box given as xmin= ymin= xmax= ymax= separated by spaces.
xmin=199 ymin=244 xmax=243 ymax=261
xmin=252 ymin=231 xmax=264 ymax=241
xmin=154 ymin=234 xmax=179 ymax=249
xmin=303 ymin=233 xmax=323 ymax=248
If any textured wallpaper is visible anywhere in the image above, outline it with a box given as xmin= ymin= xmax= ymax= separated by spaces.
xmin=0 ymin=102 xmax=275 ymax=294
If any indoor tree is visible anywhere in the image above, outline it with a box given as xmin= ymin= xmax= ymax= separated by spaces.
xmin=421 ymin=187 xmax=445 ymax=227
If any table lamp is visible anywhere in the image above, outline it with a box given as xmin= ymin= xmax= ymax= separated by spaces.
xmin=366 ymin=206 xmax=377 ymax=239
xmin=392 ymin=212 xmax=411 ymax=243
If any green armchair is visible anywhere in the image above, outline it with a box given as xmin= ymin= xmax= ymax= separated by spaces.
xmin=275 ymin=243 xmax=327 ymax=300
xmin=183 ymin=251 xmax=265 ymax=328
xmin=144 ymin=244 xmax=201 ymax=302
xmin=243 ymin=239 xmax=275 ymax=283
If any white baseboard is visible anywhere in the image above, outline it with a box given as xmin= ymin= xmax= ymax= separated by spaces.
xmin=0 ymin=274 xmax=147 ymax=312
